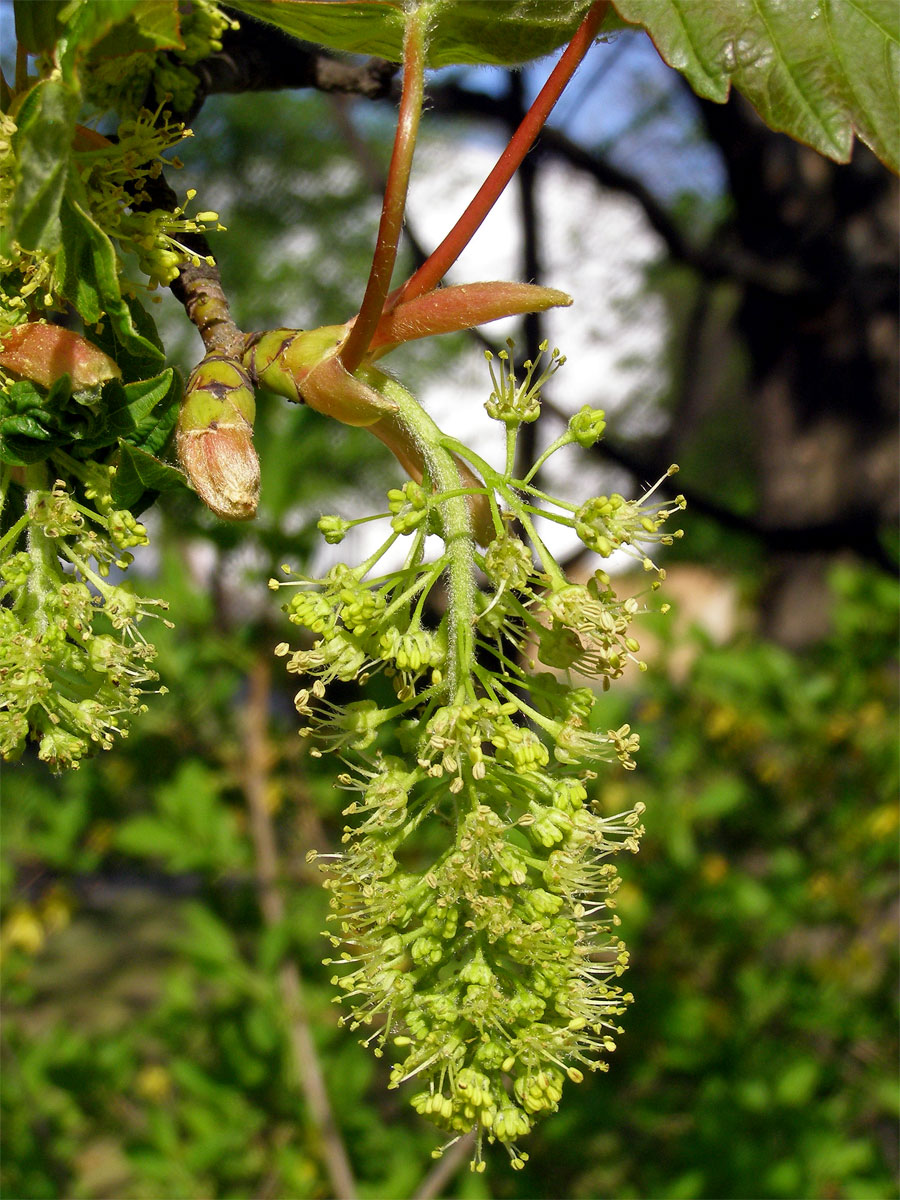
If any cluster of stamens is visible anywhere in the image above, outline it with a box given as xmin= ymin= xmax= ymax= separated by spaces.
xmin=273 ymin=344 xmax=683 ymax=1168
xmin=0 ymin=474 xmax=169 ymax=768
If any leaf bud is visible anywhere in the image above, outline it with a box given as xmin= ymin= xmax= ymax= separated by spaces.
xmin=244 ymin=326 xmax=395 ymax=426
xmin=177 ymin=353 xmax=260 ymax=521
xmin=0 ymin=323 xmax=121 ymax=391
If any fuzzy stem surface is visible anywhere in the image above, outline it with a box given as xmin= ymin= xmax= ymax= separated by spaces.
xmin=376 ymin=375 xmax=475 ymax=697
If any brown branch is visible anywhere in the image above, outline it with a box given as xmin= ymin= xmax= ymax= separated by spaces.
xmin=169 ymin=255 xmax=244 ymax=358
xmin=507 ymin=70 xmax=544 ymax=481
xmin=177 ymin=9 xmax=397 ymax=121
xmin=242 ymin=658 xmax=358 ymax=1200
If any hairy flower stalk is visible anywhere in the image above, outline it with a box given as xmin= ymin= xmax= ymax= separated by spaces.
xmin=272 ymin=345 xmax=684 ymax=1168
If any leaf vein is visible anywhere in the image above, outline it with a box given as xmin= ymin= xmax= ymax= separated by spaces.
xmin=841 ymin=0 xmax=899 ymax=44
xmin=748 ymin=0 xmax=845 ymax=155
xmin=668 ymin=0 xmax=722 ymax=89
xmin=822 ymin=0 xmax=895 ymax=156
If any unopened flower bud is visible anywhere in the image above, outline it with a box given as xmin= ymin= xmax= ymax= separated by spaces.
xmin=568 ymin=404 xmax=606 ymax=448
xmin=317 ymin=515 xmax=351 ymax=544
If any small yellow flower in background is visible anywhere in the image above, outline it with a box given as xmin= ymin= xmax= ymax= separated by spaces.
xmin=135 ymin=1064 xmax=173 ymax=1103
xmin=86 ymin=821 xmax=116 ymax=855
xmin=1 ymin=905 xmax=45 ymax=957
xmin=705 ymin=704 xmax=738 ymax=740
xmin=858 ymin=700 xmax=886 ymax=728
xmin=701 ymin=854 xmax=729 ymax=884
xmin=613 ymin=879 xmax=647 ymax=921
xmin=754 ymin=754 xmax=783 ymax=784
xmin=637 ymin=697 xmax=663 ymax=723
xmin=825 ymin=712 xmax=855 ymax=742
xmin=867 ymin=805 xmax=899 ymax=839
xmin=808 ymin=871 xmax=836 ymax=900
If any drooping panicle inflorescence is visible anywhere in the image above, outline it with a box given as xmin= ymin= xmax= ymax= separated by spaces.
xmin=0 ymin=465 xmax=170 ymax=769
xmin=271 ymin=342 xmax=684 ymax=1169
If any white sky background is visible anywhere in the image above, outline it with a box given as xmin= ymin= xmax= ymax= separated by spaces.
xmin=405 ymin=138 xmax=668 ymax=445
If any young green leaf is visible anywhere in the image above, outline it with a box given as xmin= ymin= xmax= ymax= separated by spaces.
xmin=126 ymin=371 xmax=182 ymax=458
xmin=89 ymin=291 xmax=166 ymax=378
xmin=83 ymin=369 xmax=180 ymax=448
xmin=112 ymin=441 xmax=188 ymax=508
xmin=55 ymin=0 xmax=146 ymax=80
xmin=54 ymin=197 xmax=163 ymax=358
xmin=86 ymin=0 xmax=184 ymax=60
xmin=10 ymin=78 xmax=80 ymax=252
xmin=0 ymin=411 xmax=58 ymax=465
xmin=612 ymin=0 xmax=900 ymax=172
xmin=118 ymin=370 xmax=179 ymax=428
xmin=0 ymin=376 xmax=90 ymax=464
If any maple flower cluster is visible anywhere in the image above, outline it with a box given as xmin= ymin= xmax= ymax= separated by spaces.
xmin=272 ymin=344 xmax=684 ymax=1167
xmin=1 ymin=100 xmax=222 ymax=336
xmin=0 ymin=466 xmax=169 ymax=769
xmin=81 ymin=0 xmax=238 ymax=119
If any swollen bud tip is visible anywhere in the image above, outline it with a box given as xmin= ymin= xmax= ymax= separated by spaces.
xmin=177 ymin=354 xmax=260 ymax=521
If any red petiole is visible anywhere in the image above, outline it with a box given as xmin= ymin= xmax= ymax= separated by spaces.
xmin=337 ymin=1 xmax=609 ymax=370
xmin=388 ymin=0 xmax=609 ymax=311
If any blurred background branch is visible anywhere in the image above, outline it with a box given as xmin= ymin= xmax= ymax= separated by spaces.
xmin=242 ymin=657 xmax=357 ymax=1200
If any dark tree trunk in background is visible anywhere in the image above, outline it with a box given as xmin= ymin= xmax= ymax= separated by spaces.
xmin=697 ymin=94 xmax=899 ymax=643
